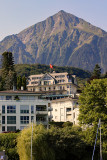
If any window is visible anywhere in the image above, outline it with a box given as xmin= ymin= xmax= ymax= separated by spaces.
xmin=6 ymin=96 xmax=12 ymax=100
xmin=55 ymin=116 xmax=57 ymax=119
xmin=7 ymin=126 xmax=16 ymax=132
xmin=48 ymin=103 xmax=51 ymax=107
xmin=0 ymin=96 xmax=5 ymax=100
xmin=2 ymin=105 xmax=5 ymax=114
xmin=36 ymin=116 xmax=46 ymax=122
xmin=31 ymin=81 xmax=38 ymax=84
xmin=55 ymin=109 xmax=57 ymax=112
xmin=39 ymin=87 xmax=42 ymax=91
xmin=20 ymin=105 xmax=29 ymax=113
xmin=44 ymin=81 xmax=50 ymax=85
xmin=20 ymin=116 xmax=29 ymax=124
xmin=20 ymin=126 xmax=25 ymax=130
xmin=60 ymin=86 xmax=62 ymax=90
xmin=66 ymin=108 xmax=71 ymax=112
xmin=36 ymin=105 xmax=47 ymax=111
xmin=53 ymin=86 xmax=55 ymax=90
xmin=2 ymin=126 xmax=5 ymax=132
xmin=7 ymin=106 xmax=16 ymax=113
xmin=7 ymin=116 xmax=16 ymax=124
xmin=2 ymin=116 xmax=5 ymax=124
xmin=31 ymin=106 xmax=34 ymax=114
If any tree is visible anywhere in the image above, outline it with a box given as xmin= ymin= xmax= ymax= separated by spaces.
xmin=78 ymin=79 xmax=107 ymax=158
xmin=17 ymin=124 xmax=55 ymax=160
xmin=1 ymin=52 xmax=17 ymax=90
xmin=17 ymin=76 xmax=22 ymax=90
xmin=0 ymin=133 xmax=19 ymax=160
xmin=92 ymin=64 xmax=101 ymax=79
xmin=79 ymin=79 xmax=107 ymax=125
xmin=22 ymin=76 xmax=27 ymax=90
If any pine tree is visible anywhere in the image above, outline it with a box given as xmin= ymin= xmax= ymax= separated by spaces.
xmin=22 ymin=76 xmax=26 ymax=90
xmin=1 ymin=52 xmax=17 ymax=90
xmin=17 ymin=76 xmax=22 ymax=90
xmin=92 ymin=64 xmax=101 ymax=79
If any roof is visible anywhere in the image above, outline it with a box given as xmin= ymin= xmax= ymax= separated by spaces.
xmin=0 ymin=90 xmax=41 ymax=95
xmin=51 ymin=96 xmax=79 ymax=103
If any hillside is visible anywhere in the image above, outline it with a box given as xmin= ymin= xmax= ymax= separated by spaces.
xmin=0 ymin=10 xmax=107 ymax=73
xmin=14 ymin=64 xmax=91 ymax=79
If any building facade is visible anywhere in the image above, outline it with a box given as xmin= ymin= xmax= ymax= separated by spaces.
xmin=51 ymin=97 xmax=79 ymax=125
xmin=27 ymin=72 xmax=78 ymax=100
xmin=0 ymin=90 xmax=51 ymax=133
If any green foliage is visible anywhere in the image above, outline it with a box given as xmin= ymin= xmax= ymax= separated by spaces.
xmin=17 ymin=124 xmax=98 ymax=160
xmin=0 ymin=133 xmax=19 ymax=160
xmin=14 ymin=64 xmax=91 ymax=79
xmin=17 ymin=124 xmax=55 ymax=160
xmin=17 ymin=76 xmax=22 ymax=90
xmin=49 ymin=121 xmax=64 ymax=128
xmin=1 ymin=52 xmax=17 ymax=90
xmin=91 ymin=64 xmax=101 ymax=79
xmin=78 ymin=78 xmax=107 ymax=158
xmin=22 ymin=76 xmax=27 ymax=90
xmin=79 ymin=79 xmax=107 ymax=125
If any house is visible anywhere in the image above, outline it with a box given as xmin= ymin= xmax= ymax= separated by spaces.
xmin=0 ymin=90 xmax=51 ymax=133
xmin=51 ymin=96 xmax=79 ymax=125
xmin=27 ymin=72 xmax=78 ymax=100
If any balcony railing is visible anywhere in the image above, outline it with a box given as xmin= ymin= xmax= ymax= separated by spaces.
xmin=48 ymin=107 xmax=53 ymax=111
xmin=36 ymin=111 xmax=48 ymax=115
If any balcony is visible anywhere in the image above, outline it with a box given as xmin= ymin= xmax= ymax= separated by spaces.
xmin=36 ymin=111 xmax=48 ymax=115
xmin=48 ymin=107 xmax=53 ymax=111
xmin=66 ymin=111 xmax=72 ymax=114
xmin=48 ymin=115 xmax=53 ymax=118
xmin=0 ymin=120 xmax=1 ymax=124
xmin=0 ymin=110 xmax=1 ymax=114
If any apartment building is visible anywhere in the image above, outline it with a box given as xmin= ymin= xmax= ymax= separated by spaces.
xmin=51 ymin=97 xmax=79 ymax=125
xmin=0 ymin=90 xmax=51 ymax=133
xmin=27 ymin=72 xmax=78 ymax=100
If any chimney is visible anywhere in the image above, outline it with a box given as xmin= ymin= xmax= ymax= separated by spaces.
xmin=21 ymin=86 xmax=24 ymax=91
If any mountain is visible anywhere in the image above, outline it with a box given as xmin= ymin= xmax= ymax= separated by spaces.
xmin=0 ymin=10 xmax=107 ymax=73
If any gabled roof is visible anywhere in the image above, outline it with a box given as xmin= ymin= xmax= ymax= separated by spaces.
xmin=39 ymin=73 xmax=56 ymax=82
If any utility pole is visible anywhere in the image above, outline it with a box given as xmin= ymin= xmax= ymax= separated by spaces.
xmin=100 ymin=119 xmax=102 ymax=160
xmin=31 ymin=119 xmax=33 ymax=160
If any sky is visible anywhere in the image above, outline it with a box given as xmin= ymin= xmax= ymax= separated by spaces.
xmin=0 ymin=0 xmax=107 ymax=41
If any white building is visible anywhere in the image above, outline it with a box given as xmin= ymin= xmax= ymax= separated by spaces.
xmin=27 ymin=72 xmax=78 ymax=100
xmin=0 ymin=90 xmax=51 ymax=133
xmin=51 ymin=97 xmax=79 ymax=125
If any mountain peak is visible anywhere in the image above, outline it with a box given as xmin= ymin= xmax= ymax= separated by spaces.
xmin=0 ymin=10 xmax=107 ymax=73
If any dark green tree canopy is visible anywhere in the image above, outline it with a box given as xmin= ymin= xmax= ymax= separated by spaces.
xmin=92 ymin=64 xmax=101 ymax=79
xmin=1 ymin=52 xmax=17 ymax=90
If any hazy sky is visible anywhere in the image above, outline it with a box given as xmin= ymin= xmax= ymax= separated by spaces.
xmin=0 ymin=0 xmax=107 ymax=41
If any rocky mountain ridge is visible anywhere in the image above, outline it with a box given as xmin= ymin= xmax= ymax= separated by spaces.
xmin=0 ymin=10 xmax=107 ymax=73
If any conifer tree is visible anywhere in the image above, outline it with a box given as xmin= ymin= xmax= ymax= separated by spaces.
xmin=1 ymin=52 xmax=17 ymax=90
xmin=22 ymin=76 xmax=27 ymax=90
xmin=17 ymin=76 xmax=22 ymax=90
xmin=92 ymin=64 xmax=101 ymax=79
